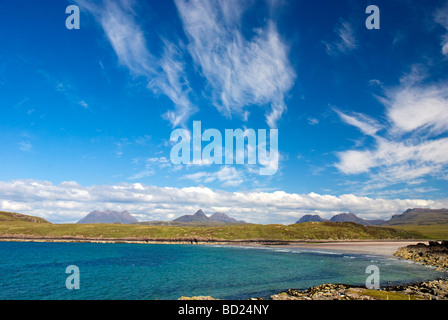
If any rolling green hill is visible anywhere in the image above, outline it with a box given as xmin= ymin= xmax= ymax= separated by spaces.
xmin=390 ymin=224 xmax=448 ymax=240
xmin=0 ymin=211 xmax=50 ymax=224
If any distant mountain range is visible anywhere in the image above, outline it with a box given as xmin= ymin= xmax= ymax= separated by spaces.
xmin=76 ymin=209 xmax=246 ymax=226
xmin=173 ymin=209 xmax=246 ymax=224
xmin=296 ymin=213 xmax=384 ymax=225
xmin=296 ymin=208 xmax=448 ymax=226
xmin=296 ymin=214 xmax=327 ymax=223
xmin=385 ymin=208 xmax=448 ymax=225
xmin=77 ymin=210 xmax=139 ymax=224
xmin=75 ymin=207 xmax=448 ymax=226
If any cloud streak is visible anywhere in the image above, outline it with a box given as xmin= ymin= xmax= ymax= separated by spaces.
xmin=323 ymin=19 xmax=358 ymax=56
xmin=75 ymin=0 xmax=295 ymax=128
xmin=183 ymin=166 xmax=244 ymax=187
xmin=335 ymin=68 xmax=448 ymax=190
xmin=175 ymin=0 xmax=296 ymax=127
xmin=75 ymin=0 xmax=195 ymax=127
xmin=435 ymin=4 xmax=448 ymax=56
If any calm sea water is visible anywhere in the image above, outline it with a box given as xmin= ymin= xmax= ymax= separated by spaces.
xmin=0 ymin=241 xmax=445 ymax=300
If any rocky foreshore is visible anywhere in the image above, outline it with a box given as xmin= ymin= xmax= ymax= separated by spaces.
xmin=179 ymin=279 xmax=448 ymax=300
xmin=270 ymin=279 xmax=448 ymax=300
xmin=394 ymin=240 xmax=448 ymax=270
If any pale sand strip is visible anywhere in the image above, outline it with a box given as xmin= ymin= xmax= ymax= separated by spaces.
xmin=0 ymin=237 xmax=428 ymax=256
xmin=285 ymin=241 xmax=428 ymax=256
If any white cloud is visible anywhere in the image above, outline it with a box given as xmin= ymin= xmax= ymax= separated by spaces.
xmin=98 ymin=0 xmax=155 ymax=75
xmin=149 ymin=41 xmax=197 ymax=128
xmin=76 ymin=0 xmax=295 ymax=128
xmin=384 ymin=83 xmax=448 ymax=136
xmin=128 ymin=156 xmax=172 ymax=180
xmin=368 ymin=79 xmax=383 ymax=88
xmin=335 ymin=109 xmax=382 ymax=137
xmin=335 ymin=150 xmax=376 ymax=174
xmin=128 ymin=169 xmax=155 ymax=180
xmin=175 ymin=0 xmax=296 ymax=127
xmin=79 ymin=100 xmax=89 ymax=109
xmin=75 ymin=0 xmax=195 ymax=127
xmin=324 ymin=19 xmax=358 ymax=56
xmin=18 ymin=141 xmax=32 ymax=152
xmin=307 ymin=117 xmax=319 ymax=126
xmin=184 ymin=167 xmax=244 ymax=187
xmin=0 ymin=179 xmax=446 ymax=224
xmin=435 ymin=4 xmax=448 ymax=56
xmin=335 ymin=69 xmax=448 ymax=189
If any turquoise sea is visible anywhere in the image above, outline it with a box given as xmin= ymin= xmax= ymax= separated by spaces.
xmin=0 ymin=241 xmax=445 ymax=300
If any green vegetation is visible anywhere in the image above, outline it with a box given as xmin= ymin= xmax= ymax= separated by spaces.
xmin=0 ymin=211 xmax=50 ymax=224
xmin=349 ymin=289 xmax=425 ymax=300
xmin=138 ymin=221 xmax=244 ymax=227
xmin=392 ymin=224 xmax=448 ymax=240
xmin=0 ymin=213 xmax=423 ymax=241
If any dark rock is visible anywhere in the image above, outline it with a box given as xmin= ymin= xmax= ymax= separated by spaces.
xmin=429 ymin=241 xmax=440 ymax=247
xmin=394 ymin=242 xmax=448 ymax=270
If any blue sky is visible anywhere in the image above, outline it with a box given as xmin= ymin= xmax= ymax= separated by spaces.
xmin=1 ymin=0 xmax=448 ymax=223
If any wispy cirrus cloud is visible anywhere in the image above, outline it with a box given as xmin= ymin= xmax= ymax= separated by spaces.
xmin=128 ymin=156 xmax=172 ymax=180
xmin=76 ymin=0 xmax=295 ymax=128
xmin=18 ymin=141 xmax=32 ymax=152
xmin=148 ymin=41 xmax=197 ymax=127
xmin=435 ymin=4 xmax=448 ymax=56
xmin=98 ymin=0 xmax=156 ymax=75
xmin=38 ymin=70 xmax=90 ymax=110
xmin=75 ymin=0 xmax=195 ymax=127
xmin=307 ymin=116 xmax=319 ymax=126
xmin=183 ymin=166 xmax=244 ymax=187
xmin=334 ymin=109 xmax=382 ymax=137
xmin=323 ymin=19 xmax=358 ymax=56
xmin=335 ymin=67 xmax=448 ymax=190
xmin=174 ymin=0 xmax=296 ymax=128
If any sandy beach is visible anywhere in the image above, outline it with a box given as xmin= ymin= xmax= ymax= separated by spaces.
xmin=285 ymin=241 xmax=428 ymax=256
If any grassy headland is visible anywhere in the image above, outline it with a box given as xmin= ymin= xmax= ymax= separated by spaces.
xmin=5 ymin=210 xmax=448 ymax=243
xmin=0 ymin=211 xmax=49 ymax=224
xmin=0 ymin=215 xmax=424 ymax=243
xmin=390 ymin=224 xmax=448 ymax=239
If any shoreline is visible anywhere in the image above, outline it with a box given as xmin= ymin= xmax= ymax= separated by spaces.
xmin=2 ymin=236 xmax=448 ymax=300
xmin=280 ymin=241 xmax=429 ymax=256
xmin=0 ymin=235 xmax=428 ymax=253
xmin=270 ymin=240 xmax=448 ymax=300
